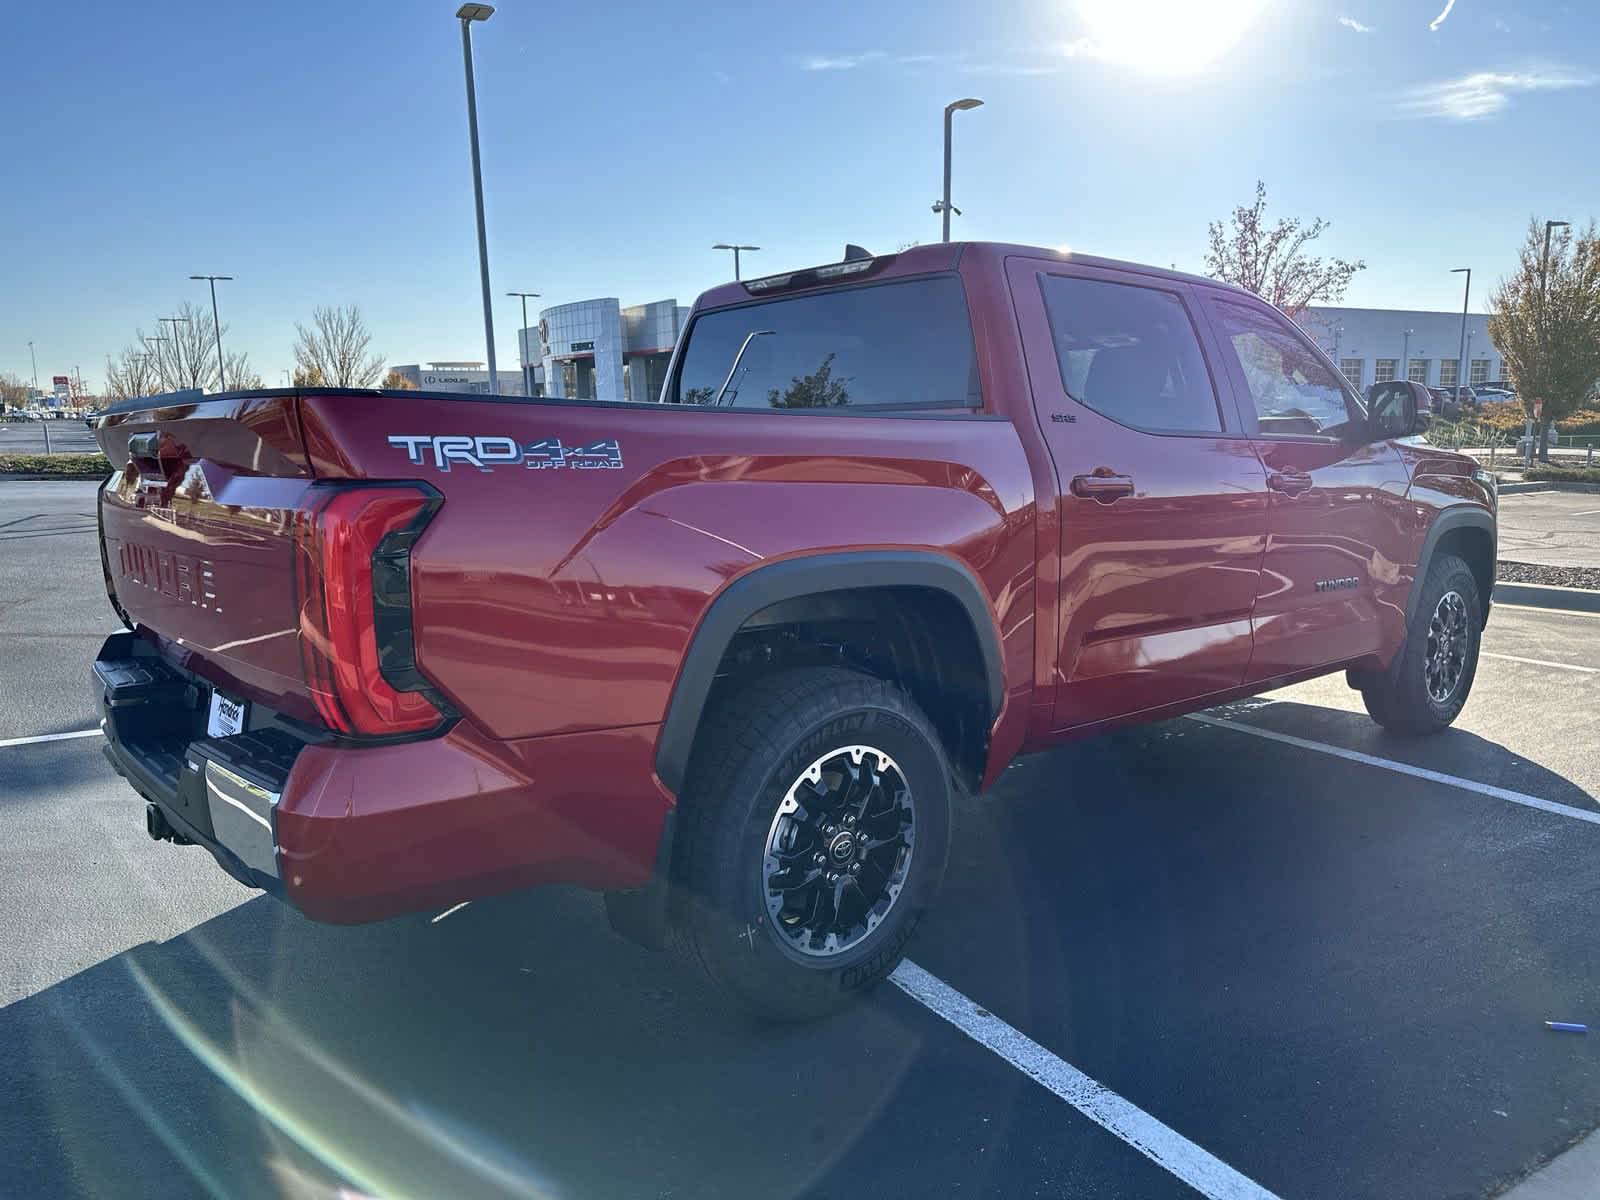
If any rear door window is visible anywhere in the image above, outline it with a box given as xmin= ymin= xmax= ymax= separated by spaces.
xmin=1038 ymin=274 xmax=1224 ymax=433
xmin=672 ymin=275 xmax=980 ymax=410
xmin=1207 ymin=298 xmax=1358 ymax=437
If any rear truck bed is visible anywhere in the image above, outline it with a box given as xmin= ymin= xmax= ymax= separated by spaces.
xmin=91 ymin=384 xmax=1033 ymax=925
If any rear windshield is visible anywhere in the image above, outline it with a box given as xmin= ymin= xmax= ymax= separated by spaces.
xmin=670 ymin=275 xmax=981 ymax=410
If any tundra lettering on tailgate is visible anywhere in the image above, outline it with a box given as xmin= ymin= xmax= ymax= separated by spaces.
xmin=119 ymin=541 xmax=219 ymax=610
xmin=387 ymin=434 xmax=623 ymax=473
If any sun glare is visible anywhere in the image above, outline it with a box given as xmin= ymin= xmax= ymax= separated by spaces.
xmin=1071 ymin=0 xmax=1270 ymax=75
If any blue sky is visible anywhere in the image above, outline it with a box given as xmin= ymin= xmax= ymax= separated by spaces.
xmin=5 ymin=0 xmax=1597 ymax=391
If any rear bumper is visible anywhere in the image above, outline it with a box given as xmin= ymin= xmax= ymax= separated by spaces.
xmin=95 ymin=632 xmax=675 ymax=923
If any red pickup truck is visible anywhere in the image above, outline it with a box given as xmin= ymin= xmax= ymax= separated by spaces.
xmin=92 ymin=242 xmax=1496 ymax=1018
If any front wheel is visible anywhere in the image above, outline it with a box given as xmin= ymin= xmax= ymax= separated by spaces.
xmin=1361 ymin=552 xmax=1482 ymax=735
xmin=672 ymin=667 xmax=953 ymax=1021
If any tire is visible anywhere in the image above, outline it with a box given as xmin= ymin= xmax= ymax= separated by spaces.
xmin=671 ymin=667 xmax=953 ymax=1021
xmin=1361 ymin=552 xmax=1481 ymax=735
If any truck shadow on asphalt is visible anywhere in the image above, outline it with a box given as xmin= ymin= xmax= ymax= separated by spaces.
xmin=4 ymin=713 xmax=1598 ymax=1200
xmin=1203 ymin=697 xmax=1599 ymax=813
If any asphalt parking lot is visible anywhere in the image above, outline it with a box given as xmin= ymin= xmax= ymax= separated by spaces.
xmin=1499 ymin=489 xmax=1600 ymax=571
xmin=0 ymin=419 xmax=101 ymax=456
xmin=5 ymin=482 xmax=1600 ymax=1199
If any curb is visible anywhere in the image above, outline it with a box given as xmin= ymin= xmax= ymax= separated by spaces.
xmin=0 ymin=474 xmax=109 ymax=482
xmin=1498 ymin=481 xmax=1600 ymax=495
xmin=1494 ymin=581 xmax=1600 ymax=613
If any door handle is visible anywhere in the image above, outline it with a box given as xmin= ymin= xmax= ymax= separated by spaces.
xmin=1266 ymin=471 xmax=1313 ymax=497
xmin=1071 ymin=473 xmax=1135 ymax=502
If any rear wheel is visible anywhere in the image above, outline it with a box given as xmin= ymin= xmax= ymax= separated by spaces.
xmin=1361 ymin=552 xmax=1481 ymax=735
xmin=672 ymin=667 xmax=952 ymax=1021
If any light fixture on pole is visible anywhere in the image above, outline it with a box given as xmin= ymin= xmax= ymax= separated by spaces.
xmin=190 ymin=275 xmax=233 ymax=391
xmin=507 ymin=290 xmax=541 ymax=396
xmin=712 ymin=244 xmax=759 ymax=281
xmin=457 ymin=3 xmax=500 ymax=393
xmin=934 ymin=97 xmax=983 ymax=243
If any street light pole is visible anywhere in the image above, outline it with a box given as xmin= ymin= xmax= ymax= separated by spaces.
xmin=1537 ymin=219 xmax=1569 ymax=458
xmin=712 ymin=243 xmax=759 ymax=281
xmin=1402 ymin=329 xmax=1412 ymax=382
xmin=938 ymin=98 xmax=984 ymax=243
xmin=144 ymin=335 xmax=171 ymax=389
xmin=190 ymin=275 xmax=233 ymax=391
xmin=160 ymin=316 xmax=191 ymax=384
xmin=28 ymin=340 xmax=38 ymax=400
xmin=506 ymin=290 xmax=540 ymax=395
xmin=457 ymin=4 xmax=500 ymax=394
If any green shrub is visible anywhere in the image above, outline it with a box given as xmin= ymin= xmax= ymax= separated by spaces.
xmin=1523 ymin=463 xmax=1600 ymax=484
xmin=0 ymin=453 xmax=111 ymax=476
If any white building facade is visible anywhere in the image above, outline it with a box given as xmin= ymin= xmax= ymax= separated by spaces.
xmin=529 ymin=298 xmax=689 ymax=404
xmin=1298 ymin=307 xmax=1508 ymax=393
xmin=384 ymin=362 xmax=531 ymax=396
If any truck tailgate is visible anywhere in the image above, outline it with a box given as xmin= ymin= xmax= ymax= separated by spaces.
xmin=97 ymin=395 xmax=321 ymax=721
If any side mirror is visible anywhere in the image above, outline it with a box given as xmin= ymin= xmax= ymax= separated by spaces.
xmin=1365 ymin=380 xmax=1429 ymax=440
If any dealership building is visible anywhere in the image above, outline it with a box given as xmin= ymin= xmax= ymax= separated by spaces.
xmin=523 ymin=298 xmax=689 ymax=404
xmin=402 ymin=297 xmax=1507 ymax=404
xmin=1299 ymin=306 xmax=1508 ymax=392
xmin=385 ymin=361 xmax=532 ymax=396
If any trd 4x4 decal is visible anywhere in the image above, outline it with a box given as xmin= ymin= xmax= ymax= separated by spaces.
xmin=388 ymin=435 xmax=623 ymax=473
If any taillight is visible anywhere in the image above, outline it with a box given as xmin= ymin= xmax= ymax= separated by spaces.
xmin=292 ymin=482 xmax=448 ymax=738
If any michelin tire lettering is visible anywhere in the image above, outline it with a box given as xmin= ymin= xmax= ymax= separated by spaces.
xmin=389 ymin=435 xmax=623 ymax=473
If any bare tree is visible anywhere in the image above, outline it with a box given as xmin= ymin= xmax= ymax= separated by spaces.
xmin=1204 ymin=181 xmax=1365 ymax=319
xmin=1488 ymin=218 xmax=1600 ymax=460
xmin=0 ymin=372 xmax=29 ymax=410
xmin=104 ymin=345 xmax=165 ymax=403
xmin=225 ymin=353 xmax=263 ymax=390
xmin=293 ymin=306 xmax=384 ymax=388
xmin=124 ymin=301 xmax=256 ymax=394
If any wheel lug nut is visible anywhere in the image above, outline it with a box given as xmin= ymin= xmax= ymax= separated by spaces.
xmin=850 ymin=862 xmax=860 ymax=874
xmin=813 ymin=852 xmax=825 ymax=865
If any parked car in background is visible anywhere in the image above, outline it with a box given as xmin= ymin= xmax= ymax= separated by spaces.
xmin=1427 ymin=387 xmax=1462 ymax=421
xmin=90 ymin=242 xmax=1497 ymax=1019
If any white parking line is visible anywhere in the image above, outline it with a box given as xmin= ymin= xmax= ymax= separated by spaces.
xmin=1186 ymin=714 xmax=1600 ymax=827
xmin=0 ymin=727 xmax=102 ymax=750
xmin=1570 ymin=508 xmax=1600 ymax=517
xmin=891 ymin=960 xmax=1282 ymax=1200
xmin=1482 ymin=651 xmax=1598 ymax=674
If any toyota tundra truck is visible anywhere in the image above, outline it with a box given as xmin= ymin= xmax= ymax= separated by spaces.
xmin=91 ymin=242 xmax=1496 ymax=1019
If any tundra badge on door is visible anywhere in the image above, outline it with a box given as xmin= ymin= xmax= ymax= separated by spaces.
xmin=1315 ymin=576 xmax=1360 ymax=593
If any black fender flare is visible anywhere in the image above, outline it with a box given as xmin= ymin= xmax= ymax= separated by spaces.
xmin=1406 ymin=505 xmax=1497 ymax=630
xmin=653 ymin=550 xmax=1006 ymax=796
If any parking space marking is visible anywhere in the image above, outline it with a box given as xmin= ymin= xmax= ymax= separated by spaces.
xmin=1494 ymin=603 xmax=1600 ymax=619
xmin=1482 ymin=651 xmax=1598 ymax=674
xmin=1186 ymin=714 xmax=1600 ymax=826
xmin=0 ymin=727 xmax=102 ymax=750
xmin=891 ymin=960 xmax=1282 ymax=1200
xmin=1571 ymin=509 xmax=1600 ymax=517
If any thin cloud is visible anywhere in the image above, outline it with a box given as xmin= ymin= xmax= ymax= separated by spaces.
xmin=1402 ymin=67 xmax=1594 ymax=119
xmin=798 ymin=47 xmax=1071 ymax=76
xmin=1338 ymin=16 xmax=1374 ymax=33
xmin=1429 ymin=0 xmax=1458 ymax=31
xmin=800 ymin=50 xmax=887 ymax=71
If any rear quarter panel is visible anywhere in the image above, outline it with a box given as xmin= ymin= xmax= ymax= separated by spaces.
xmin=299 ymin=394 xmax=1038 ymax=780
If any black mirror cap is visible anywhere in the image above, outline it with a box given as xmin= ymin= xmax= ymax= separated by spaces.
xmin=1365 ymin=380 xmax=1427 ymax=441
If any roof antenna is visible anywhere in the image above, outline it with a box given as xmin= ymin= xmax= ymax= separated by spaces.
xmin=843 ymin=244 xmax=873 ymax=261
